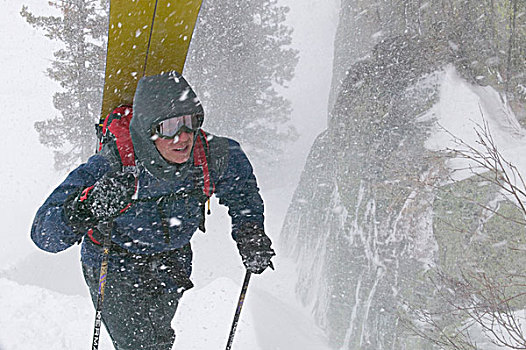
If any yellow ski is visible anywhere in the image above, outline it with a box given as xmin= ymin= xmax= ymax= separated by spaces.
xmin=101 ymin=0 xmax=203 ymax=118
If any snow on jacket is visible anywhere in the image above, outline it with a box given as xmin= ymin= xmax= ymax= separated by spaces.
xmin=30 ymin=72 xmax=266 ymax=289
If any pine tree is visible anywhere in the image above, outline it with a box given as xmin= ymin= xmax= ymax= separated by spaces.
xmin=185 ymin=0 xmax=299 ymax=165
xmin=21 ymin=0 xmax=108 ymax=170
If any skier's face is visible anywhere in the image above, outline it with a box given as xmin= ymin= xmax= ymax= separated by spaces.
xmin=154 ymin=131 xmax=194 ymax=164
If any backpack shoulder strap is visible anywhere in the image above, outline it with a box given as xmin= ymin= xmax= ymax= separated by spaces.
xmin=97 ymin=105 xmax=135 ymax=170
xmin=106 ymin=106 xmax=135 ymax=168
xmin=193 ymin=130 xmax=230 ymax=194
xmin=193 ymin=130 xmax=230 ymax=233
xmin=193 ymin=129 xmax=214 ymax=198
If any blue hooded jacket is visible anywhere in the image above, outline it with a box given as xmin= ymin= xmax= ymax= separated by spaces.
xmin=31 ymin=72 xmax=266 ymax=291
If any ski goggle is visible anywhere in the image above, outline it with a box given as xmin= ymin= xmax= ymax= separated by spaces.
xmin=152 ymin=114 xmax=203 ymax=138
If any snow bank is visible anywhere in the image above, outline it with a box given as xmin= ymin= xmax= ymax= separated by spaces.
xmin=0 ymin=278 xmax=113 ymax=350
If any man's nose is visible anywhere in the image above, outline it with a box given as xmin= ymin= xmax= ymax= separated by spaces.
xmin=177 ymin=131 xmax=193 ymax=142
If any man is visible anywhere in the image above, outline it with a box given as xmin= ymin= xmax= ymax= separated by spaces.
xmin=31 ymin=71 xmax=275 ymax=349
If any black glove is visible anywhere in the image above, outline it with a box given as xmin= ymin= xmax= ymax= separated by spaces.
xmin=64 ymin=171 xmax=136 ymax=226
xmin=236 ymin=224 xmax=276 ymax=274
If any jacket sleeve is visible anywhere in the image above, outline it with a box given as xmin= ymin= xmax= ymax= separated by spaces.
xmin=31 ymin=154 xmax=112 ymax=253
xmin=214 ymin=139 xmax=266 ymax=241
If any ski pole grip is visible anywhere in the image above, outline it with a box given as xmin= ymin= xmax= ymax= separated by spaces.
xmin=96 ymin=220 xmax=113 ymax=238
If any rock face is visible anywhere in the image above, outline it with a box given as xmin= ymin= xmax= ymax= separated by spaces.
xmin=281 ymin=1 xmax=526 ymax=349
xmin=328 ymin=0 xmax=526 ymax=123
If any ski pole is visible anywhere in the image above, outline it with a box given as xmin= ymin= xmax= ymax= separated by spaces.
xmin=92 ymin=221 xmax=113 ymax=350
xmin=225 ymin=270 xmax=252 ymax=350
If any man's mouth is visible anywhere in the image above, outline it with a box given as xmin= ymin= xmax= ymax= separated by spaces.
xmin=172 ymin=145 xmax=189 ymax=152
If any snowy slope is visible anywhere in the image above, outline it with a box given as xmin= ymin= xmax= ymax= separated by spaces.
xmin=0 ymin=0 xmax=337 ymax=349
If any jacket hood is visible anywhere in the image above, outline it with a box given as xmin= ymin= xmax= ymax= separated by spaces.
xmin=130 ymin=71 xmax=204 ymax=180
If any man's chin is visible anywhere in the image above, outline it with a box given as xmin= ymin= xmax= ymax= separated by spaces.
xmin=167 ymin=151 xmax=191 ymax=164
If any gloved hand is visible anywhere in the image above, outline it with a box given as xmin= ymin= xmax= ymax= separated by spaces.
xmin=236 ymin=224 xmax=275 ymax=274
xmin=64 ymin=171 xmax=136 ymax=226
